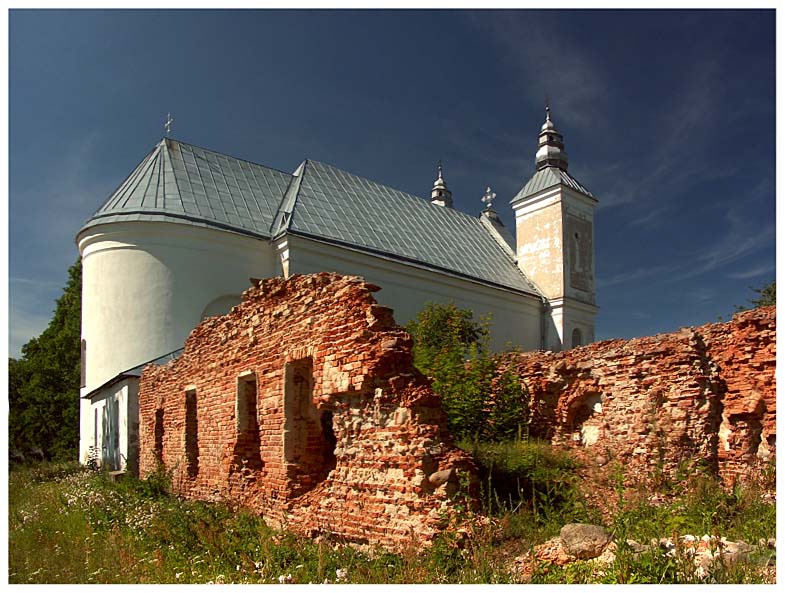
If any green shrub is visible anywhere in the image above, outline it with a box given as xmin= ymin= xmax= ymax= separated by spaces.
xmin=406 ymin=302 xmax=529 ymax=442
xmin=461 ymin=438 xmax=589 ymax=531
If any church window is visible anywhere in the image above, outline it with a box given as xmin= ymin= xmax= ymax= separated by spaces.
xmin=233 ymin=372 xmax=263 ymax=470
xmin=572 ymin=328 xmax=583 ymax=348
xmin=185 ymin=388 xmax=199 ymax=478
xmin=80 ymin=339 xmax=86 ymax=388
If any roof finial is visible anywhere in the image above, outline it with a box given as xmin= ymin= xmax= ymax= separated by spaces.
xmin=430 ymin=159 xmax=453 ymax=208
xmin=164 ymin=112 xmax=174 ymax=137
xmin=536 ymin=99 xmax=569 ymax=171
xmin=481 ymin=186 xmax=496 ymax=210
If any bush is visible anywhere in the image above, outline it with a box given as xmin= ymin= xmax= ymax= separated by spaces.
xmin=463 ymin=438 xmax=587 ymax=527
xmin=406 ymin=302 xmax=529 ymax=442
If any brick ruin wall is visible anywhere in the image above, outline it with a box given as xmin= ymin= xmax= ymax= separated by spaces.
xmin=499 ymin=306 xmax=775 ymax=490
xmin=138 ymin=273 xmax=477 ymax=550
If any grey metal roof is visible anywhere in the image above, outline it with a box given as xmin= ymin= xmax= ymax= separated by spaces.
xmin=124 ymin=348 xmax=183 ymax=377
xmin=79 ymin=139 xmax=292 ymax=239
xmin=283 ymin=160 xmax=539 ymax=295
xmin=511 ymin=166 xmax=595 ymax=204
xmin=81 ymin=139 xmax=541 ymax=296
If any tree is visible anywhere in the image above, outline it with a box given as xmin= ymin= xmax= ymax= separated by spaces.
xmin=9 ymin=259 xmax=82 ymax=462
xmin=736 ymin=280 xmax=776 ymax=312
xmin=406 ymin=302 xmax=528 ymax=443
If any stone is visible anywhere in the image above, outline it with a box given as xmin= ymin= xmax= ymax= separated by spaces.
xmin=427 ymin=468 xmax=455 ymax=487
xmin=560 ymin=523 xmax=612 ymax=559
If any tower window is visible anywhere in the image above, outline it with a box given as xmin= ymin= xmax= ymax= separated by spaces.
xmin=572 ymin=328 xmax=583 ymax=348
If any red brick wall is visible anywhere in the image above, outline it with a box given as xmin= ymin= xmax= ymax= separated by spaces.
xmin=500 ymin=306 xmax=775 ymax=490
xmin=138 ymin=273 xmax=476 ymax=550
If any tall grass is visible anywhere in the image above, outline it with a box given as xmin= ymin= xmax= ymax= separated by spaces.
xmin=8 ymin=445 xmax=775 ymax=584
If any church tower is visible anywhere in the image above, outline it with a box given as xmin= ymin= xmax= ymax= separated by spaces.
xmin=510 ymin=107 xmax=598 ymax=350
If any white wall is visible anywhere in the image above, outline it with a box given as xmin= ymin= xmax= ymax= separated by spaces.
xmin=285 ymin=236 xmax=543 ymax=352
xmin=78 ymin=221 xmax=278 ymax=394
xmin=78 ymin=221 xmax=278 ymax=463
xmin=84 ymin=378 xmax=138 ymax=470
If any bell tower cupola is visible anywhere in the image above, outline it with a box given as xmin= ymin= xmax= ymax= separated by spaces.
xmin=535 ymin=106 xmax=569 ymax=171
xmin=430 ymin=162 xmax=453 ymax=208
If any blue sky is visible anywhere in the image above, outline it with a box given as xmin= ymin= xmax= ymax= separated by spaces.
xmin=7 ymin=8 xmax=777 ymax=357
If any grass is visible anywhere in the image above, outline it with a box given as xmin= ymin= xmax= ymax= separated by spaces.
xmin=8 ymin=443 xmax=776 ymax=584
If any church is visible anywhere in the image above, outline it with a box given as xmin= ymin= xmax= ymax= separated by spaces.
xmin=77 ymin=108 xmax=598 ymax=471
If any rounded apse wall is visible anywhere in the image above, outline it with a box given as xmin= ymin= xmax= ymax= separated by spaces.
xmin=78 ymin=221 xmax=278 ymax=394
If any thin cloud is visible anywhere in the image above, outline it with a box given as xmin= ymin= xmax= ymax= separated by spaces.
xmin=8 ymin=305 xmax=52 ymax=358
xmin=597 ymin=263 xmax=678 ymax=290
xmin=727 ymin=263 xmax=776 ymax=281
xmin=463 ymin=11 xmax=608 ymax=128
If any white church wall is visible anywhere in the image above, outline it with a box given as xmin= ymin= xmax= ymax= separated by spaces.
xmin=78 ymin=221 xmax=278 ymax=395
xmin=78 ymin=221 xmax=277 ymax=463
xmin=286 ymin=236 xmax=543 ymax=352
xmin=83 ymin=378 xmax=138 ymax=470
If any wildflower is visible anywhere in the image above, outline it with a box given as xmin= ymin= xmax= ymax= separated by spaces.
xmin=175 ymin=572 xmax=183 ymax=579
xmin=278 ymin=574 xmax=293 ymax=584
xmin=335 ymin=568 xmax=348 ymax=581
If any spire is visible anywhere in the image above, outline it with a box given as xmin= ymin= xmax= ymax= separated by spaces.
xmin=535 ymin=104 xmax=569 ymax=171
xmin=430 ymin=160 xmax=453 ymax=208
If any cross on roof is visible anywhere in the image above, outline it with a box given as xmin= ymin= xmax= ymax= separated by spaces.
xmin=481 ymin=186 xmax=496 ymax=210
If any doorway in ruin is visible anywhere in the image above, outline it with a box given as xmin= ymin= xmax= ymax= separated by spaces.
xmin=233 ymin=372 xmax=263 ymax=471
xmin=283 ymin=357 xmax=336 ymax=490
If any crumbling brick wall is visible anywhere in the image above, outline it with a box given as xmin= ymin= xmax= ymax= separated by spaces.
xmin=138 ymin=273 xmax=476 ymax=550
xmin=500 ymin=306 xmax=775 ymax=489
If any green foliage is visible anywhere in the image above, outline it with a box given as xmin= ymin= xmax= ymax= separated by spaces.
xmin=463 ymin=438 xmax=589 ymax=532
xmin=406 ymin=302 xmax=528 ymax=442
xmin=9 ymin=259 xmax=82 ymax=462
xmin=735 ymin=280 xmax=775 ymax=311
xmin=9 ymin=460 xmax=775 ymax=584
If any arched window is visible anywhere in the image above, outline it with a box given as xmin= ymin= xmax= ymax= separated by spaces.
xmin=571 ymin=328 xmax=583 ymax=348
